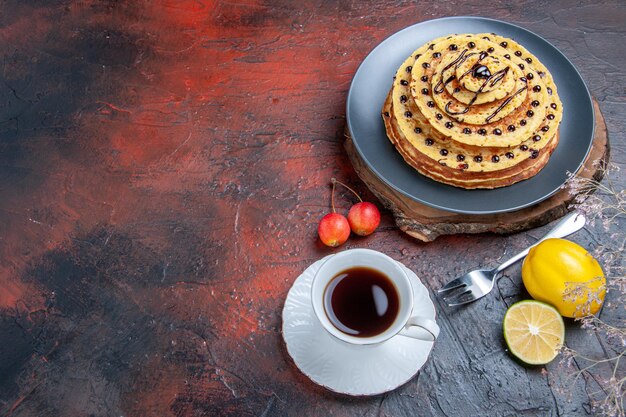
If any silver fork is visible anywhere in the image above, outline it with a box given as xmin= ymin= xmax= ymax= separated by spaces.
xmin=438 ymin=212 xmax=586 ymax=307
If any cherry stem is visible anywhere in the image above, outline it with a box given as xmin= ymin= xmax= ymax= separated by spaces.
xmin=331 ymin=178 xmax=363 ymax=203
xmin=330 ymin=180 xmax=336 ymax=213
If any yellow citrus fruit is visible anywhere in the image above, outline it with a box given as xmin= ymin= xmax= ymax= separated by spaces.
xmin=522 ymin=238 xmax=605 ymax=318
xmin=503 ymin=300 xmax=565 ymax=365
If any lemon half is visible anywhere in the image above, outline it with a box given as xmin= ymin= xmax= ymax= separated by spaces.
xmin=503 ymin=300 xmax=565 ymax=365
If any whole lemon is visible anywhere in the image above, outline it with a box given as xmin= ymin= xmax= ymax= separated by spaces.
xmin=522 ymin=238 xmax=605 ymax=318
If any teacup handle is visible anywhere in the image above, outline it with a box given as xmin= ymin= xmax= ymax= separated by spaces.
xmin=399 ymin=316 xmax=440 ymax=341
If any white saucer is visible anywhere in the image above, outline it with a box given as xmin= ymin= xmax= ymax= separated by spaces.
xmin=282 ymin=255 xmax=436 ymax=396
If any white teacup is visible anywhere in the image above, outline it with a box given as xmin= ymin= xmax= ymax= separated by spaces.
xmin=311 ymin=248 xmax=440 ymax=345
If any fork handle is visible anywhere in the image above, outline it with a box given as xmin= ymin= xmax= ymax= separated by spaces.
xmin=494 ymin=212 xmax=586 ymax=274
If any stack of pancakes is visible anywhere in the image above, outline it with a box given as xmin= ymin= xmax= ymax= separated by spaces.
xmin=382 ymin=33 xmax=562 ymax=189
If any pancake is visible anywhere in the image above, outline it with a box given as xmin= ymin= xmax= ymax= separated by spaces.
xmin=383 ymin=92 xmax=559 ymax=189
xmin=383 ymin=33 xmax=562 ymax=189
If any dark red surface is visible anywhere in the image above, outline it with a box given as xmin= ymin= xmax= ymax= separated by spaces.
xmin=0 ymin=1 xmax=624 ymax=416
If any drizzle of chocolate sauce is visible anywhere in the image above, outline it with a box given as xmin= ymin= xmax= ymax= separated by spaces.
xmin=485 ymin=85 xmax=528 ymax=123
xmin=429 ymin=47 xmax=531 ymax=127
xmin=433 ymin=49 xmax=470 ymax=94
xmin=444 ymin=66 xmax=510 ymax=116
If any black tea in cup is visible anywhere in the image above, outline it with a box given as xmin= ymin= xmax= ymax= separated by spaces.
xmin=323 ymin=267 xmax=400 ymax=338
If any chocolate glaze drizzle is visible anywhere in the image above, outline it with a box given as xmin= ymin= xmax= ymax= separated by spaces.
xmin=433 ymin=74 xmax=457 ymax=94
xmin=433 ymin=49 xmax=470 ymax=94
xmin=444 ymin=66 xmax=510 ymax=116
xmin=457 ymin=52 xmax=490 ymax=82
xmin=434 ymin=51 xmax=496 ymax=95
xmin=485 ymin=84 xmax=528 ymax=123
xmin=426 ymin=46 xmax=535 ymax=129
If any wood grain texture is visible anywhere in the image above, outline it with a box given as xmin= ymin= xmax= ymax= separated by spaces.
xmin=345 ymin=100 xmax=609 ymax=242
xmin=0 ymin=1 xmax=623 ymax=417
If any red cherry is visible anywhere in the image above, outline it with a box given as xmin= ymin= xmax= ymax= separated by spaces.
xmin=318 ymin=213 xmax=350 ymax=247
xmin=348 ymin=202 xmax=381 ymax=236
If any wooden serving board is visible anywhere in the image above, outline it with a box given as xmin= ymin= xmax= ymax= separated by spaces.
xmin=344 ymin=100 xmax=609 ymax=242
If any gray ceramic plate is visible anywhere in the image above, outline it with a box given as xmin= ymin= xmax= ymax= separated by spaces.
xmin=346 ymin=16 xmax=594 ymax=215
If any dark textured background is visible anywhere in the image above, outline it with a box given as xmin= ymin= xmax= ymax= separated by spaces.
xmin=0 ymin=1 xmax=624 ymax=416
